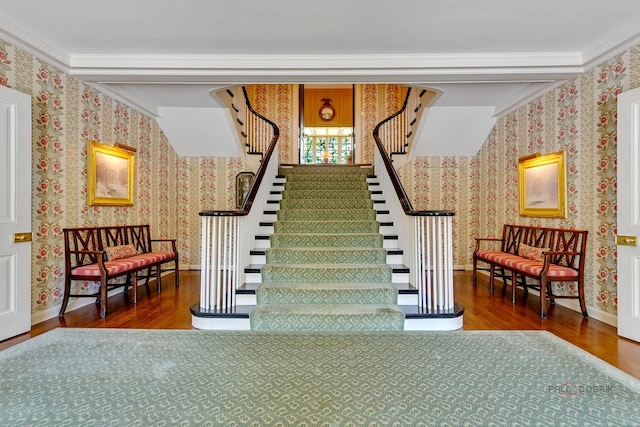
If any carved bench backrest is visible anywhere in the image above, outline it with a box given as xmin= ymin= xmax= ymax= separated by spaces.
xmin=64 ymin=225 xmax=153 ymax=268
xmin=502 ymin=224 xmax=588 ymax=270
xmin=64 ymin=228 xmax=102 ymax=268
xmin=101 ymin=225 xmax=152 ymax=254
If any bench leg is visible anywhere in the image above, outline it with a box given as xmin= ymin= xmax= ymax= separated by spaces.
xmin=539 ymin=278 xmax=548 ymax=318
xmin=99 ymin=283 xmax=107 ymax=318
xmin=511 ymin=270 xmax=518 ymax=304
xmin=131 ymin=274 xmax=138 ymax=304
xmin=156 ymin=265 xmax=162 ymax=294
xmin=58 ymin=277 xmax=72 ymax=317
xmin=472 ymin=257 xmax=478 ymax=286
xmin=175 ymin=262 xmax=180 ymax=286
xmin=578 ymin=281 xmax=588 ymax=317
xmin=489 ymin=265 xmax=495 ymax=293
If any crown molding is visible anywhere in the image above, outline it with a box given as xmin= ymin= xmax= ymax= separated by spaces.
xmin=582 ymin=17 xmax=640 ymax=67
xmin=493 ymin=81 xmax=568 ymax=117
xmin=0 ymin=17 xmax=69 ymax=72
xmin=67 ymin=52 xmax=584 ymax=82
xmin=88 ymin=83 xmax=159 ymax=118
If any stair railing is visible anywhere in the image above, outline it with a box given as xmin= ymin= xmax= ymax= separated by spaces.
xmin=373 ymin=90 xmax=455 ymax=314
xmin=219 ymin=87 xmax=266 ymax=170
xmin=198 ymin=87 xmax=280 ymax=314
xmin=376 ymin=87 xmax=428 ymax=168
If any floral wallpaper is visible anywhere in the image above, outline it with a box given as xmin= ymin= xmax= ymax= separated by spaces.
xmin=245 ymin=84 xmax=296 ymax=164
xmin=359 ymin=84 xmax=408 ymax=164
xmin=0 ymin=38 xmax=196 ymax=316
xmin=398 ymin=157 xmax=472 ymax=268
xmin=177 ymin=157 xmax=248 ymax=268
xmin=401 ymin=44 xmax=640 ymax=316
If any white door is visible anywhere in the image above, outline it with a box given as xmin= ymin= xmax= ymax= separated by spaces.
xmin=617 ymin=87 xmax=640 ymax=342
xmin=0 ymin=85 xmax=32 ymax=342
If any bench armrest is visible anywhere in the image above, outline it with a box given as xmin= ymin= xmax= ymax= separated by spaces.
xmin=150 ymin=239 xmax=178 ymax=254
xmin=474 ymin=237 xmax=502 ymax=252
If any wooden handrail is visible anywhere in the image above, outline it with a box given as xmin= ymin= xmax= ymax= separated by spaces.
xmin=200 ymin=87 xmax=280 ymax=217
xmin=373 ymin=87 xmax=453 ymax=217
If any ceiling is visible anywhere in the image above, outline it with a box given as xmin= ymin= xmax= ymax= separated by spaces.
xmin=1 ymin=0 xmax=640 ymax=157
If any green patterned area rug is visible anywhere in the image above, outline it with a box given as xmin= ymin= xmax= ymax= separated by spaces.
xmin=2 ymin=328 xmax=640 ymax=426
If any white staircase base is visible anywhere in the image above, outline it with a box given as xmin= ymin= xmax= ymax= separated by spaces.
xmin=192 ymin=315 xmax=251 ymax=330
xmin=404 ymin=315 xmax=463 ymax=331
xmin=192 ymin=312 xmax=463 ymax=331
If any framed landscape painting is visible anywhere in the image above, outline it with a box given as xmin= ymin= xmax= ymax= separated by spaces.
xmin=87 ymin=141 xmax=135 ymax=206
xmin=518 ymin=150 xmax=567 ymax=218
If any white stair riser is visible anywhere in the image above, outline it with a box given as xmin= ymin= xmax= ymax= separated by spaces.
xmin=392 ymin=272 xmax=410 ymax=284
xmin=260 ymin=226 xmax=275 ymax=235
xmin=236 ymin=294 xmax=257 ymax=306
xmin=255 ymin=239 xmax=271 ymax=249
xmin=387 ymin=253 xmax=403 ymax=264
xmin=379 ymin=225 xmax=394 ymax=234
xmin=398 ymin=293 xmax=418 ymax=305
xmin=383 ymin=239 xmax=397 ymax=249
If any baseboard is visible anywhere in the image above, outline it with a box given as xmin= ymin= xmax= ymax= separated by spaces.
xmin=31 ymin=270 xmax=182 ymax=325
xmin=471 ymin=268 xmax=617 ymax=327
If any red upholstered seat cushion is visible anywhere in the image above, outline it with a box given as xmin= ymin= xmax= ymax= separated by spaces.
xmin=476 ymin=251 xmax=578 ymax=279
xmin=71 ymin=252 xmax=175 ymax=277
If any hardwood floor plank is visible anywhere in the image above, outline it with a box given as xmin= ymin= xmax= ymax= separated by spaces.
xmin=2 ymin=270 xmax=640 ymax=380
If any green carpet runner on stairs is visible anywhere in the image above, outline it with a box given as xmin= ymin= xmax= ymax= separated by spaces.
xmin=249 ymin=164 xmax=405 ymax=331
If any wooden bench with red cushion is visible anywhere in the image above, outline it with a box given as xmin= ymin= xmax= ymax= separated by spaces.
xmin=472 ymin=224 xmax=588 ymax=318
xmin=60 ymin=225 xmax=179 ymax=318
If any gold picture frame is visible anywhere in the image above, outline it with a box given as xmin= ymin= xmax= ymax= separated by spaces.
xmin=236 ymin=171 xmax=255 ymax=208
xmin=87 ymin=141 xmax=135 ymax=206
xmin=518 ymin=150 xmax=567 ymax=218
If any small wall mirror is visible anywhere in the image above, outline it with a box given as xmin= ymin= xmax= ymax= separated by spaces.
xmin=236 ymin=172 xmax=255 ymax=208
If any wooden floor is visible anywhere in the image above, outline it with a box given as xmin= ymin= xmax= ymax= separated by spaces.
xmin=2 ymin=270 xmax=640 ymax=380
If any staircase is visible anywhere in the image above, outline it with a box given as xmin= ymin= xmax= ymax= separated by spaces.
xmin=248 ymin=164 xmax=405 ymax=331
xmin=192 ymin=85 xmax=463 ymax=331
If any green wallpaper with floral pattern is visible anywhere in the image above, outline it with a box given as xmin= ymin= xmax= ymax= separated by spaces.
xmin=401 ymin=44 xmax=640 ymax=316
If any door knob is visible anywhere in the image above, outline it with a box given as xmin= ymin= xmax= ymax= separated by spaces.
xmin=13 ymin=232 xmax=32 ymax=243
xmin=616 ymin=235 xmax=638 ymax=246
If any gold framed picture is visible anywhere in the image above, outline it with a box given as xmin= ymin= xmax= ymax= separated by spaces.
xmin=87 ymin=141 xmax=135 ymax=206
xmin=236 ymin=171 xmax=255 ymax=208
xmin=518 ymin=150 xmax=567 ymax=218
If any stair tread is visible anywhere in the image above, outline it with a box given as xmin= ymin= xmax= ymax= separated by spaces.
xmin=264 ymin=263 xmax=390 ymax=268
xmin=258 ymin=281 xmax=396 ymax=290
xmin=240 ymin=282 xmax=417 ymax=294
xmin=266 ymin=247 xmax=386 ymax=252
xmin=252 ymin=303 xmax=404 ymax=314
xmin=248 ymin=164 xmax=408 ymax=331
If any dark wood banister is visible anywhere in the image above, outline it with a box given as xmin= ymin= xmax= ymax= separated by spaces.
xmin=373 ymin=87 xmax=454 ymax=217
xmin=200 ymin=86 xmax=280 ymax=217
